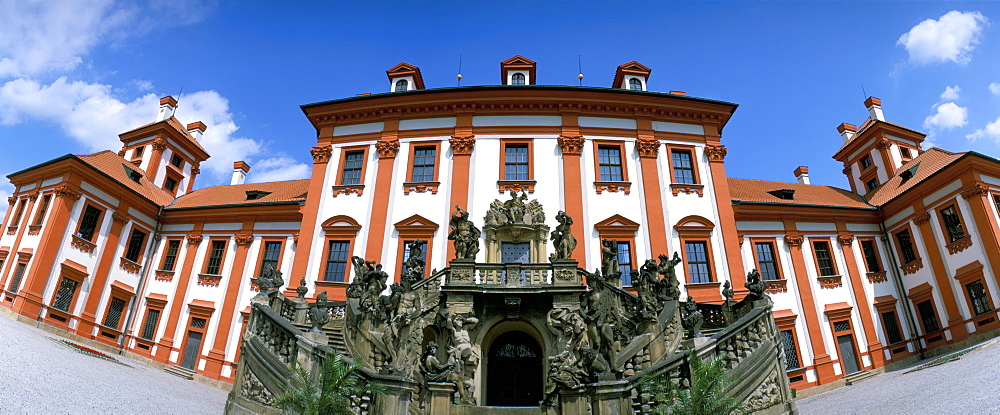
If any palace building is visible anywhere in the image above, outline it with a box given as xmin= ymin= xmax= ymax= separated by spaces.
xmin=2 ymin=56 xmax=1000 ymax=404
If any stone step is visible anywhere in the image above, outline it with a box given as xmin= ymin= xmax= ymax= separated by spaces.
xmin=456 ymin=406 xmax=540 ymax=415
xmin=844 ymin=370 xmax=877 ymax=385
xmin=163 ymin=365 xmax=195 ymax=380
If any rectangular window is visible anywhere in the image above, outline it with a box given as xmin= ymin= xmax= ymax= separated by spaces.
xmin=33 ymin=195 xmax=51 ymax=226
xmin=916 ymin=300 xmax=940 ymax=333
xmin=939 ymin=205 xmax=966 ymax=243
xmin=171 ymin=155 xmax=183 ymax=168
xmin=860 ymin=155 xmax=872 ymax=169
xmin=671 ymin=150 xmax=696 ymax=184
xmin=617 ymin=241 xmax=633 ymax=287
xmin=8 ymin=263 xmax=26 ymax=293
xmin=866 ymin=178 xmax=879 ymax=192
xmin=994 ymin=194 xmax=1000 ymax=217
xmin=813 ymin=241 xmax=836 ymax=276
xmin=597 ymin=146 xmax=624 ymax=182
xmin=163 ymin=177 xmax=178 ymax=192
xmin=340 ymin=151 xmax=365 ymax=185
xmin=896 ymin=229 xmax=917 ymax=264
xmin=51 ymin=278 xmax=79 ymax=312
xmin=755 ymin=242 xmax=780 ymax=280
xmin=779 ymin=330 xmax=801 ymax=370
xmin=900 ymin=148 xmax=912 ymax=159
xmin=402 ymin=240 xmax=428 ymax=276
xmin=324 ymin=240 xmax=350 ymax=282
xmin=204 ymin=240 xmax=227 ymax=275
xmin=259 ymin=241 xmax=282 ymax=277
xmin=880 ymin=311 xmax=903 ymax=344
xmin=133 ymin=146 xmax=144 ymax=158
xmin=860 ymin=240 xmax=883 ymax=272
xmin=161 ymin=240 xmax=180 ymax=271
xmin=685 ymin=241 xmax=711 ymax=284
xmin=504 ymin=145 xmax=530 ymax=181
xmin=77 ymin=205 xmax=103 ymax=242
xmin=140 ymin=308 xmax=161 ymax=340
xmin=12 ymin=199 xmax=26 ymax=225
xmin=966 ymin=280 xmax=992 ymax=316
xmin=411 ymin=147 xmax=436 ymax=182
xmin=102 ymin=297 xmax=127 ymax=329
xmin=124 ymin=229 xmax=147 ymax=262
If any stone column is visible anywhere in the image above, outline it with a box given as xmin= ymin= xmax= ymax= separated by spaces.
xmin=427 ymin=382 xmax=456 ymax=415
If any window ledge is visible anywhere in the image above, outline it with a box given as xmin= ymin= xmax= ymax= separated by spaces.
xmin=402 ymin=181 xmax=440 ymax=195
xmin=71 ymin=235 xmax=97 ymax=254
xmin=497 ymin=180 xmax=536 ymax=193
xmin=594 ymin=181 xmax=631 ymax=194
xmin=764 ymin=279 xmax=788 ymax=294
xmin=6 ymin=226 xmax=17 ymax=235
xmin=331 ymin=184 xmax=365 ymax=197
xmin=154 ymin=270 xmax=175 ymax=282
xmin=670 ymin=183 xmax=704 ymax=196
xmin=946 ymin=236 xmax=972 ymax=255
xmin=902 ymin=258 xmax=923 ymax=275
xmin=817 ymin=275 xmax=843 ymax=289
xmin=119 ymin=257 xmax=141 ymax=274
xmin=27 ymin=224 xmax=42 ymax=235
xmin=684 ymin=281 xmax=721 ymax=288
xmin=866 ymin=271 xmax=888 ymax=283
xmin=197 ymin=273 xmax=222 ymax=287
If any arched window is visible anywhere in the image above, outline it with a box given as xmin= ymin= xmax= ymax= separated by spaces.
xmin=395 ymin=79 xmax=408 ymax=92
xmin=629 ymin=78 xmax=643 ymax=91
xmin=511 ymin=73 xmax=526 ymax=86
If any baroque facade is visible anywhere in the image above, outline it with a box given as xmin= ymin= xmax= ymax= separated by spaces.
xmin=1 ymin=55 xmax=999 ymax=408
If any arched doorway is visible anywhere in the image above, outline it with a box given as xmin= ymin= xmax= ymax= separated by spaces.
xmin=486 ymin=331 xmax=543 ymax=406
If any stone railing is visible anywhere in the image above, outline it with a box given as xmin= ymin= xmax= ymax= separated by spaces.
xmin=444 ymin=259 xmax=582 ymax=287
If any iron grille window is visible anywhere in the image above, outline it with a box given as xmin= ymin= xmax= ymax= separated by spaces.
xmin=880 ymin=311 xmax=903 ymax=344
xmin=205 ymin=240 xmax=226 ymax=275
xmin=755 ymin=242 xmax=780 ymax=280
xmin=324 ymin=240 xmax=350 ymax=282
xmin=966 ymin=280 xmax=992 ymax=316
xmin=402 ymin=240 xmax=427 ymax=277
xmin=340 ymin=151 xmax=364 ymax=185
xmin=813 ymin=241 xmax=836 ymax=276
xmin=671 ymin=150 xmax=695 ymax=184
xmin=504 ymin=145 xmax=529 ymax=181
xmin=52 ymin=278 xmax=79 ymax=312
xmin=102 ymin=297 xmax=127 ymax=329
xmin=191 ymin=317 xmax=207 ymax=329
xmin=259 ymin=241 xmax=282 ymax=277
xmin=124 ymin=229 xmax=146 ymax=262
xmin=8 ymin=263 xmax=26 ymax=293
xmin=395 ymin=79 xmax=408 ymax=92
xmin=617 ymin=242 xmax=633 ymax=286
xmin=164 ymin=177 xmax=178 ymax=192
xmin=12 ymin=199 xmax=26 ymax=225
xmin=597 ymin=146 xmax=624 ymax=182
xmin=860 ymin=240 xmax=882 ymax=272
xmin=779 ymin=330 xmax=801 ymax=370
xmin=628 ymin=78 xmax=642 ymax=91
xmin=162 ymin=240 xmax=180 ymax=271
xmin=860 ymin=155 xmax=872 ymax=169
xmin=833 ymin=320 xmax=851 ymax=333
xmin=685 ymin=241 xmax=711 ymax=283
xmin=77 ymin=205 xmax=102 ymax=242
xmin=33 ymin=195 xmax=51 ymax=226
xmin=140 ymin=308 xmax=161 ymax=340
xmin=171 ymin=155 xmax=183 ymax=167
xmin=896 ymin=229 xmax=917 ymax=264
xmin=411 ymin=147 xmax=436 ymax=182
xmin=940 ymin=206 xmax=966 ymax=243
xmin=511 ymin=73 xmax=525 ymax=85
xmin=916 ymin=300 xmax=940 ymax=333
xmin=866 ymin=178 xmax=879 ymax=191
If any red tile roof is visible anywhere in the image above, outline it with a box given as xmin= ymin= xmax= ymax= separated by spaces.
xmin=76 ymin=151 xmax=175 ymax=205
xmin=729 ymin=178 xmax=873 ymax=209
xmin=864 ymin=148 xmax=965 ymax=206
xmin=168 ymin=180 xmax=309 ymax=210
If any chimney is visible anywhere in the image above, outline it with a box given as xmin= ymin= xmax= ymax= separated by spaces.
xmin=156 ymin=96 xmax=178 ymax=122
xmin=231 ymin=161 xmax=250 ymax=185
xmin=837 ymin=123 xmax=857 ymax=143
xmin=865 ymin=97 xmax=884 ymax=121
xmin=186 ymin=121 xmax=207 ymax=141
xmin=793 ymin=166 xmax=810 ymax=185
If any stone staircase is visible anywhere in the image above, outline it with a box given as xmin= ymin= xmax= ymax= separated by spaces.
xmin=327 ymin=321 xmax=348 ymax=356
xmin=164 ymin=365 xmax=195 ymax=380
xmin=455 ymin=406 xmax=540 ymax=415
xmin=844 ymin=370 xmax=877 ymax=385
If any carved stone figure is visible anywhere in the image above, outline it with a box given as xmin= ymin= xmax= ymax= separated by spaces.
xmin=447 ymin=314 xmax=479 ymax=404
xmin=723 ymin=280 xmax=735 ymax=302
xmin=547 ymin=308 xmax=589 ymax=355
xmin=295 ymin=278 xmax=308 ymax=299
xmin=682 ymin=296 xmax=704 ymax=338
xmin=255 ymin=264 xmax=284 ymax=295
xmin=449 ymin=205 xmax=481 ymax=260
xmin=504 ymin=191 xmax=528 ymax=223
xmin=745 ymin=269 xmax=768 ymax=301
xmin=525 ymin=199 xmax=545 ymax=224
xmin=657 ymin=253 xmax=683 ymax=301
xmin=549 ymin=211 xmax=577 ymax=261
xmin=401 ymin=240 xmax=426 ymax=287
xmin=633 ymin=259 xmax=661 ymax=317
xmin=308 ymin=291 xmax=331 ymax=332
xmin=581 ymin=268 xmax=623 ymax=366
xmin=600 ymin=239 xmax=620 ymax=279
xmin=420 ymin=341 xmax=454 ymax=382
xmin=485 ymin=200 xmax=507 ymax=226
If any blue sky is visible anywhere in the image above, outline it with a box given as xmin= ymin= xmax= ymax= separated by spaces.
xmin=2 ymin=1 xmax=1000 ymax=217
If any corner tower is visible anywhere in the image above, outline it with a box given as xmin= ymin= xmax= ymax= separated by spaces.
xmin=833 ymin=97 xmax=926 ymax=195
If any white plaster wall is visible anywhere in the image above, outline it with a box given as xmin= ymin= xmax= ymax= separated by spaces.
xmin=651 ymin=121 xmax=704 ymax=135
xmin=333 ymin=122 xmax=384 ymax=137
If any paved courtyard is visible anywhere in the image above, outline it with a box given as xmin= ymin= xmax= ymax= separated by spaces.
xmin=797 ymin=340 xmax=1000 ymax=414
xmin=0 ymin=312 xmax=228 ymax=414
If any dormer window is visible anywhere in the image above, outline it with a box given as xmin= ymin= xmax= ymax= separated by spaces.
xmin=395 ymin=79 xmax=409 ymax=92
xmin=123 ymin=165 xmax=143 ymax=184
xmin=511 ymin=73 xmax=526 ymax=86
xmin=629 ymin=78 xmax=642 ymax=91
xmin=768 ymin=189 xmax=795 ymax=200
xmin=246 ymin=190 xmax=271 ymax=201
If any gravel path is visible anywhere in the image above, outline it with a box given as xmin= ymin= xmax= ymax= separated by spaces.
xmin=0 ymin=312 xmax=228 ymax=414
xmin=797 ymin=340 xmax=1000 ymax=414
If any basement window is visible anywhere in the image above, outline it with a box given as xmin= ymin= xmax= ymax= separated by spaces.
xmin=245 ymin=190 xmax=271 ymax=201
xmin=768 ymin=189 xmax=795 ymax=200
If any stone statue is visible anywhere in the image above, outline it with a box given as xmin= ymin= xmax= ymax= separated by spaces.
xmin=420 ymin=341 xmax=454 ymax=382
xmin=547 ymin=308 xmax=589 ymax=356
xmin=549 ymin=211 xmax=577 ymax=261
xmin=723 ymin=280 xmax=735 ymax=302
xmin=600 ymin=239 xmax=621 ymax=279
xmin=484 ymin=200 xmax=507 ymax=226
xmin=525 ymin=199 xmax=545 ymax=225
xmin=581 ymin=268 xmax=623 ymax=367
xmin=633 ymin=259 xmax=661 ymax=317
xmin=401 ymin=240 xmax=426 ymax=287
xmin=449 ymin=205 xmax=481 ymax=260
xmin=580 ymin=347 xmax=611 ymax=380
xmin=447 ymin=313 xmax=479 ymax=404
xmin=254 ymin=264 xmax=284 ymax=295
xmin=657 ymin=253 xmax=683 ymax=301
xmin=682 ymin=296 xmax=704 ymax=338
xmin=308 ymin=291 xmax=331 ymax=332
xmin=295 ymin=278 xmax=308 ymax=299
xmin=745 ymin=269 xmax=768 ymax=301
xmin=503 ymin=191 xmax=528 ymax=224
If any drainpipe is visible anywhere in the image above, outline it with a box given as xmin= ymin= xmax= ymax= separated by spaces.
xmin=119 ymin=205 xmax=164 ymax=352
xmin=877 ymin=205 xmax=925 ymax=360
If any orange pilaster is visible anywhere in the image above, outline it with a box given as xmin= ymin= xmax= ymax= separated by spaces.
xmin=706 ymin=141 xmax=747 ymax=296
xmin=960 ymin=177 xmax=1000 ymax=289
xmin=205 ymin=229 xmax=253 ymax=379
xmin=156 ymin=228 xmax=203 ymax=363
xmin=913 ymin=203 xmax=968 ymax=342
xmin=785 ymin=231 xmax=836 ymax=384
xmin=0 ymin=188 xmax=40 ymax=292
xmin=446 ymin=135 xmax=475 ymax=260
xmin=76 ymin=205 xmax=129 ymax=338
xmin=364 ymin=125 xmax=401 ymax=264
xmin=634 ymin=121 xmax=669 ymax=257
xmin=559 ymin=112 xmax=587 ymax=265
xmin=285 ymin=145 xmax=333 ymax=297
xmin=835 ymin=228 xmax=885 ymax=368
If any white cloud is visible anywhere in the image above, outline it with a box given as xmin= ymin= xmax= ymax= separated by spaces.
xmin=897 ymin=11 xmax=988 ymax=65
xmin=967 ymin=116 xmax=1000 ymax=142
xmin=248 ymin=156 xmax=311 ymax=184
xmin=0 ymin=182 xmax=12 ymax=219
xmin=924 ymin=102 xmax=968 ymax=130
xmin=990 ymin=83 xmax=1000 ymax=95
xmin=940 ymin=85 xmax=961 ymax=101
